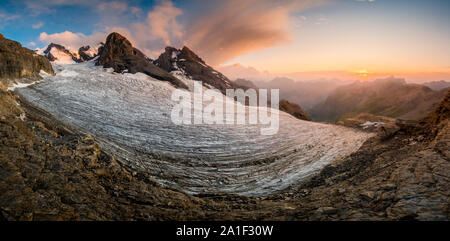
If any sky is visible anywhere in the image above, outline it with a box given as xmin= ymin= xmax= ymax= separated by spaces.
xmin=0 ymin=0 xmax=449 ymax=82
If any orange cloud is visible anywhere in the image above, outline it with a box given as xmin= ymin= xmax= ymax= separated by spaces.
xmin=185 ymin=0 xmax=324 ymax=65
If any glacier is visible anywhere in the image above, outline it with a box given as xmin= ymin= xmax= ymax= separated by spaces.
xmin=15 ymin=61 xmax=373 ymax=196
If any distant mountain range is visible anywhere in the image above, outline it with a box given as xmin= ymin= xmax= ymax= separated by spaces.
xmin=249 ymin=77 xmax=352 ymax=110
xmin=236 ymin=76 xmax=448 ymax=123
xmin=309 ymin=77 xmax=449 ymax=122
xmin=422 ymin=80 xmax=450 ymax=91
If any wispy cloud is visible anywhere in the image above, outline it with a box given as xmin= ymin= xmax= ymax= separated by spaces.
xmin=97 ymin=1 xmax=128 ymax=13
xmin=32 ymin=21 xmax=44 ymax=29
xmin=0 ymin=13 xmax=20 ymax=21
xmin=315 ymin=15 xmax=329 ymax=25
xmin=22 ymin=0 xmax=97 ymax=15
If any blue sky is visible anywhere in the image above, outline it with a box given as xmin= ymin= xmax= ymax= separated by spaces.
xmin=1 ymin=0 xmax=449 ymax=81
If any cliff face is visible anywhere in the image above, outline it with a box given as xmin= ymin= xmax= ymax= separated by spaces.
xmin=96 ymin=32 xmax=187 ymax=89
xmin=0 ymin=34 xmax=54 ymax=86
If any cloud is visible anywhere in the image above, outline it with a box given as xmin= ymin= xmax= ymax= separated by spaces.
xmin=22 ymin=0 xmax=95 ymax=15
xmin=130 ymin=0 xmax=183 ymax=54
xmin=130 ymin=7 xmax=142 ymax=17
xmin=28 ymin=41 xmax=36 ymax=47
xmin=38 ymin=31 xmax=107 ymax=51
xmin=97 ymin=1 xmax=128 ymax=13
xmin=32 ymin=0 xmax=324 ymax=64
xmin=315 ymin=15 xmax=329 ymax=25
xmin=32 ymin=22 xmax=44 ymax=29
xmin=0 ymin=13 xmax=20 ymax=21
xmin=217 ymin=63 xmax=276 ymax=81
xmin=184 ymin=0 xmax=324 ymax=65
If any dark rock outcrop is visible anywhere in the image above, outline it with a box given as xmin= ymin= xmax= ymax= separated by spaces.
xmin=279 ymin=99 xmax=312 ymax=121
xmin=154 ymin=46 xmax=238 ymax=93
xmin=96 ymin=32 xmax=187 ymax=89
xmin=78 ymin=46 xmax=97 ymax=62
xmin=43 ymin=43 xmax=80 ymax=63
xmin=0 ymin=34 xmax=54 ymax=86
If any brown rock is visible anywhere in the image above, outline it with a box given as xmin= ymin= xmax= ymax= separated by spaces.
xmin=279 ymin=99 xmax=311 ymax=121
xmin=0 ymin=35 xmax=54 ymax=86
xmin=377 ymin=123 xmax=400 ymax=139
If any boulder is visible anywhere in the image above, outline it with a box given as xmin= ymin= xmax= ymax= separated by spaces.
xmin=376 ymin=123 xmax=400 ymax=139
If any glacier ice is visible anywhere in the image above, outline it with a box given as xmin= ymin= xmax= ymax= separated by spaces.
xmin=16 ymin=61 xmax=373 ymax=196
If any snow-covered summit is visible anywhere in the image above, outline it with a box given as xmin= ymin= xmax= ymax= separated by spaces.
xmin=43 ymin=43 xmax=79 ymax=64
xmin=42 ymin=43 xmax=100 ymax=64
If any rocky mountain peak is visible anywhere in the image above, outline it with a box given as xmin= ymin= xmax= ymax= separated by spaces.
xmin=0 ymin=33 xmax=4 ymax=39
xmin=97 ymin=32 xmax=141 ymax=64
xmin=96 ymin=32 xmax=187 ymax=89
xmin=78 ymin=45 xmax=98 ymax=62
xmin=179 ymin=46 xmax=205 ymax=64
xmin=154 ymin=45 xmax=235 ymax=93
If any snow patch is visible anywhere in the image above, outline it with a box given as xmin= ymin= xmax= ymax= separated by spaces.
xmin=7 ymin=81 xmax=41 ymax=91
xmin=59 ymin=70 xmax=79 ymax=77
xmin=360 ymin=121 xmax=384 ymax=129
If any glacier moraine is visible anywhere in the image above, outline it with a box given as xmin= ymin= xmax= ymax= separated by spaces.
xmin=16 ymin=61 xmax=372 ymax=196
